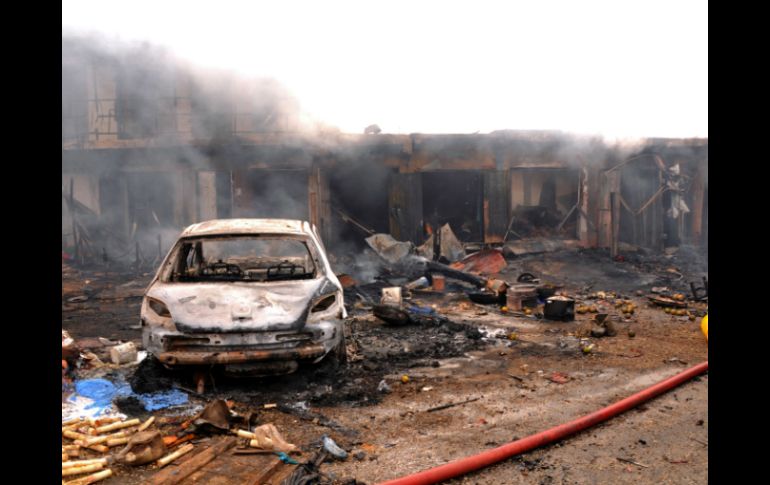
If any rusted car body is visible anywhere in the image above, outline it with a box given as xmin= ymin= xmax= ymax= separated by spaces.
xmin=140 ymin=219 xmax=346 ymax=375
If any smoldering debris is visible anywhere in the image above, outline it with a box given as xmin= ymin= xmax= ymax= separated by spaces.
xmin=124 ymin=311 xmax=490 ymax=409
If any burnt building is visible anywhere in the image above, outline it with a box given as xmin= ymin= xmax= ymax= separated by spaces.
xmin=62 ymin=36 xmax=707 ymax=266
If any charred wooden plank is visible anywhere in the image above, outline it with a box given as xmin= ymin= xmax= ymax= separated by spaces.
xmin=149 ymin=437 xmax=236 ymax=485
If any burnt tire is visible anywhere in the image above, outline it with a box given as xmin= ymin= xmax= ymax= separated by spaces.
xmin=129 ymin=354 xmax=175 ymax=394
xmin=326 ymin=335 xmax=348 ymax=369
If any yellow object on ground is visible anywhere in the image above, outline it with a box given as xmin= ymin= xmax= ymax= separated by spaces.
xmin=701 ymin=314 xmax=708 ymax=340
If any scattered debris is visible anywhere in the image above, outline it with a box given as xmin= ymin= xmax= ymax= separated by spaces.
xmin=405 ymin=276 xmax=429 ymax=290
xmin=65 ymin=469 xmax=113 ymax=484
xmin=381 ymin=287 xmax=403 ymax=307
xmin=506 ymin=285 xmax=538 ymax=311
xmin=282 ymin=449 xmax=329 ymax=485
xmin=194 ymin=399 xmax=232 ymax=431
xmin=431 ymin=273 xmax=446 ymax=291
xmin=377 ymin=380 xmax=391 ymax=393
xmin=691 ymin=437 xmax=708 ymax=446
xmin=438 ymin=223 xmax=466 ymax=262
xmin=157 ymin=443 xmax=195 ymax=468
xmin=322 ymin=435 xmax=349 ymax=460
xmin=373 ymin=304 xmax=411 ymax=325
xmin=543 ymin=296 xmax=575 ymax=321
xmin=244 ymin=424 xmax=297 ymax=452
xmin=425 ymin=396 xmax=481 ymax=413
xmin=469 ymin=289 xmax=502 ymax=305
xmin=450 ymin=249 xmax=506 ymax=275
xmin=116 ymin=431 xmax=167 ymax=465
xmin=504 ymin=238 xmax=582 ymax=257
xmin=149 ymin=437 xmax=236 ymax=484
xmin=547 ymin=372 xmax=570 ymax=384
xmin=616 ymin=457 xmax=649 ymax=468
xmin=337 ymin=274 xmax=358 ymax=288
xmin=365 ymin=233 xmax=415 ymax=265
xmin=666 ymin=357 xmax=688 ymax=365
xmin=648 ymin=295 xmax=688 ymax=308
xmin=62 ymin=219 xmax=707 ymax=484
xmin=110 ymin=342 xmax=138 ymax=365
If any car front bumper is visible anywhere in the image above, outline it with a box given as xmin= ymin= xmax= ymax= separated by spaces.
xmin=143 ymin=319 xmax=342 ymax=366
xmin=157 ymin=343 xmax=327 ymax=365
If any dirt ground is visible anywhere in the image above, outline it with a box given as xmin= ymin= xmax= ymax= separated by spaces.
xmin=61 ymin=246 xmax=708 ymax=484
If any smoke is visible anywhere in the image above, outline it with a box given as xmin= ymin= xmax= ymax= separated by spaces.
xmin=328 ymin=240 xmax=385 ymax=284
xmin=62 ymin=33 xmax=325 ymax=268
xmin=62 ymin=33 xmax=707 ymax=271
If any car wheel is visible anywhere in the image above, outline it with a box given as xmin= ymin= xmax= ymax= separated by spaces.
xmin=129 ymin=353 xmax=174 ymax=394
xmin=328 ymin=335 xmax=348 ymax=368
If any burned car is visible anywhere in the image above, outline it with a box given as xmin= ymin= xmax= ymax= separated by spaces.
xmin=140 ymin=219 xmax=347 ymax=376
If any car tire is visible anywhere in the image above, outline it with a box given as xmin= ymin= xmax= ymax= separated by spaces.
xmin=328 ymin=335 xmax=348 ymax=368
xmin=129 ymin=353 xmax=174 ymax=394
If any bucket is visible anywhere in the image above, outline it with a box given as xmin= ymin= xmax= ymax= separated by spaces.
xmin=110 ymin=342 xmax=138 ymax=365
xmin=432 ymin=274 xmax=446 ymax=292
xmin=544 ymin=296 xmax=575 ymax=321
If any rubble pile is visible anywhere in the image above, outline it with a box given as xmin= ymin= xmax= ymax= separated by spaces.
xmin=62 ymin=223 xmax=708 ymax=484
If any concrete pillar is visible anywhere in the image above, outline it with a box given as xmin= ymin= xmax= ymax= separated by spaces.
xmin=197 ymin=171 xmax=218 ymax=221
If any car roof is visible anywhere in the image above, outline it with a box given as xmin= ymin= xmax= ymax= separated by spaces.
xmin=179 ymin=219 xmax=312 ymax=237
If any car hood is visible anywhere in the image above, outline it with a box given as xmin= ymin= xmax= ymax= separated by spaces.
xmin=147 ymin=278 xmax=338 ymax=333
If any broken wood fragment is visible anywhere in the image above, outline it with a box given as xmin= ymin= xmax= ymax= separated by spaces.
xmin=107 ymin=437 xmax=129 ymax=447
xmin=426 ymin=397 xmax=481 ymax=412
xmin=95 ymin=418 xmax=140 ymax=434
xmin=138 ymin=416 xmax=156 ymax=432
xmin=67 ymin=433 xmax=109 ymax=453
xmin=232 ymin=448 xmax=275 ymax=455
xmin=64 ymin=469 xmax=112 ymax=485
xmin=234 ymin=429 xmax=256 ymax=440
xmin=62 ymin=463 xmax=104 ymax=476
xmin=82 ymin=431 xmax=127 ymax=447
xmin=90 ymin=416 xmax=122 ymax=427
xmin=616 ymin=457 xmax=649 ymax=468
xmin=62 ymin=459 xmax=107 ymax=469
xmin=426 ymin=261 xmax=486 ymax=288
xmin=247 ymin=424 xmax=297 ymax=452
xmin=63 ymin=422 xmax=86 ymax=431
xmin=63 ymin=429 xmax=90 ymax=441
xmin=156 ymin=443 xmax=195 ymax=468
xmin=165 ymin=433 xmax=196 ymax=448
xmin=149 ymin=437 xmax=236 ymax=484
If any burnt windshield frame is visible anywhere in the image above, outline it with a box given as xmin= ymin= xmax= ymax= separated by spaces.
xmin=164 ymin=234 xmax=320 ymax=283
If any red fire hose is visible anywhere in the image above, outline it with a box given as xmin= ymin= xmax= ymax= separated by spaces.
xmin=379 ymin=361 xmax=708 ymax=485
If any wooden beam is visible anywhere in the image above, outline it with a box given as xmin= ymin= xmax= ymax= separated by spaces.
xmin=482 ymin=170 xmax=509 ymax=243
xmin=690 ymin=163 xmax=705 ymax=244
xmin=610 ymin=192 xmax=620 ymax=258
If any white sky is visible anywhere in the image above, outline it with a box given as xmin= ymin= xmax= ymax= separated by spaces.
xmin=62 ymin=0 xmax=707 ymax=138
